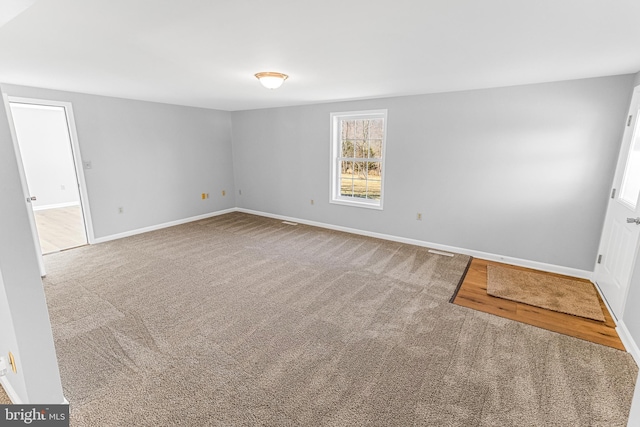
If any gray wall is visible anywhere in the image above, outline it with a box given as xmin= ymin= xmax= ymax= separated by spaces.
xmin=1 ymin=84 xmax=236 ymax=239
xmin=624 ymin=227 xmax=640 ymax=427
xmin=0 ymin=98 xmax=64 ymax=403
xmin=232 ymin=75 xmax=634 ymax=271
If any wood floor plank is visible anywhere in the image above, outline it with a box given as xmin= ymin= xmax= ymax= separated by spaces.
xmin=453 ymin=258 xmax=625 ymax=351
xmin=33 ymin=205 xmax=87 ymax=254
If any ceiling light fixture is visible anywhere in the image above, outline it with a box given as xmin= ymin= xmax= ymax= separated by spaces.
xmin=255 ymin=72 xmax=288 ymax=89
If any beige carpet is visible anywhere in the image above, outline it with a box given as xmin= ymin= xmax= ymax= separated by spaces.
xmin=0 ymin=386 xmax=10 ymax=404
xmin=42 ymin=212 xmax=636 ymax=426
xmin=486 ymin=265 xmax=606 ymax=322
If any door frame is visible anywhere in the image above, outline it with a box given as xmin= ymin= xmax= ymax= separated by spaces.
xmin=594 ymin=84 xmax=640 ymax=319
xmin=3 ymin=95 xmax=95 ymax=274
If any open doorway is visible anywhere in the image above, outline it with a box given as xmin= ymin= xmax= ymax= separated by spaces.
xmin=7 ymin=99 xmax=91 ymax=255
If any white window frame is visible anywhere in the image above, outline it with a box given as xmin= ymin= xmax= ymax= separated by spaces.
xmin=330 ymin=109 xmax=387 ymax=210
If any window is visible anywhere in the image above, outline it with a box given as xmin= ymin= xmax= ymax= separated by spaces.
xmin=620 ymin=108 xmax=640 ymax=208
xmin=330 ymin=110 xmax=387 ymax=209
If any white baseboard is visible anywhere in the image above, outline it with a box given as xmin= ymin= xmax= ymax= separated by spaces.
xmin=93 ymin=208 xmax=237 ymax=244
xmin=238 ymin=208 xmax=640 ymax=359
xmin=592 ymin=281 xmax=619 ymax=322
xmin=617 ymin=321 xmax=640 ymax=364
xmin=32 ymin=201 xmax=80 ymax=211
xmin=236 ymin=208 xmax=593 ymax=280
xmin=590 ymin=282 xmax=638 ymax=359
xmin=0 ymin=376 xmax=22 ymax=404
xmin=239 ymin=208 xmax=640 ymax=358
xmin=0 ymin=377 xmax=67 ymax=404
xmin=90 ymin=206 xmax=593 ymax=280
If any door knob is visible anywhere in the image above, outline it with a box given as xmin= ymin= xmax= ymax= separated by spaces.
xmin=626 ymin=217 xmax=640 ymax=225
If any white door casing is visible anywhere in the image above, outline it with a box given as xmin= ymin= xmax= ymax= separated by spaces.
xmin=2 ymin=95 xmax=46 ymax=276
xmin=2 ymin=95 xmax=95 ymax=276
xmin=595 ymin=86 xmax=640 ymax=320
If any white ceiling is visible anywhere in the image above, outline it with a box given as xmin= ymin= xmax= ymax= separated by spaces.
xmin=1 ymin=0 xmax=639 ymax=111
xmin=0 ymin=0 xmax=37 ymax=27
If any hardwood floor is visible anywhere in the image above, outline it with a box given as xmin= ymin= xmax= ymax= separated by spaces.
xmin=33 ymin=205 xmax=87 ymax=254
xmin=453 ymin=258 xmax=625 ymax=351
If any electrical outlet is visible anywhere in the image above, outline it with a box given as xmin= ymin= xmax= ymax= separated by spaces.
xmin=311 ymin=199 xmax=314 ymax=205
xmin=222 ymin=190 xmax=226 ymax=196
xmin=118 ymin=207 xmax=124 ymax=214
xmin=416 ymin=213 xmax=422 ymax=221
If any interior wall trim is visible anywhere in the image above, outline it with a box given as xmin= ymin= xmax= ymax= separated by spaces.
xmin=0 ymin=376 xmax=22 ymax=404
xmin=92 ymin=208 xmax=236 ymax=244
xmin=236 ymin=208 xmax=594 ymax=280
xmin=617 ymin=321 xmax=640 ymax=365
xmin=94 ymin=206 xmax=595 ymax=279
xmin=240 ymin=209 xmax=640 ymax=357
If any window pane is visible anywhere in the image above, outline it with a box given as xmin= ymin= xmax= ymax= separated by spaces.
xmin=340 ymin=178 xmax=353 ymax=197
xmin=340 ymin=174 xmax=353 ymax=197
xmin=358 ymin=161 xmax=371 ymax=199
xmin=362 ymin=120 xmax=370 ymax=140
xmin=341 ymin=139 xmax=354 ymax=157
xmin=367 ymin=180 xmax=381 ymax=199
xmin=367 ymin=161 xmax=381 ymax=178
xmin=344 ymin=120 xmax=357 ymax=139
xmin=354 ymin=140 xmax=367 ymax=158
xmin=342 ymin=160 xmax=354 ymax=176
xmin=352 ymin=161 xmax=366 ymax=177
xmin=368 ymin=119 xmax=384 ymax=139
xmin=340 ymin=161 xmax=354 ymax=197
xmin=620 ymin=115 xmax=640 ymax=208
xmin=351 ymin=176 xmax=368 ymax=199
xmin=370 ymin=139 xmax=382 ymax=158
xmin=355 ymin=120 xmax=365 ymax=139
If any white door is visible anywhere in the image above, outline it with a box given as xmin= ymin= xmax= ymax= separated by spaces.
xmin=3 ymin=95 xmax=95 ymax=276
xmin=595 ymin=87 xmax=640 ymax=319
xmin=10 ymin=102 xmax=89 ymax=254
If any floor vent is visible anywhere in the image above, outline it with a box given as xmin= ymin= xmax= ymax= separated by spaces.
xmin=428 ymin=249 xmax=454 ymax=257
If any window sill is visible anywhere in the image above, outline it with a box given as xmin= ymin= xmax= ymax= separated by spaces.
xmin=330 ymin=198 xmax=383 ymax=210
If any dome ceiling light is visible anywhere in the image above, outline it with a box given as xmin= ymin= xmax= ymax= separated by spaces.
xmin=255 ymin=72 xmax=288 ymax=89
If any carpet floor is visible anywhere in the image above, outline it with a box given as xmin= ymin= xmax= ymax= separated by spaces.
xmin=0 ymin=386 xmax=10 ymax=404
xmin=42 ymin=212 xmax=637 ymax=426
